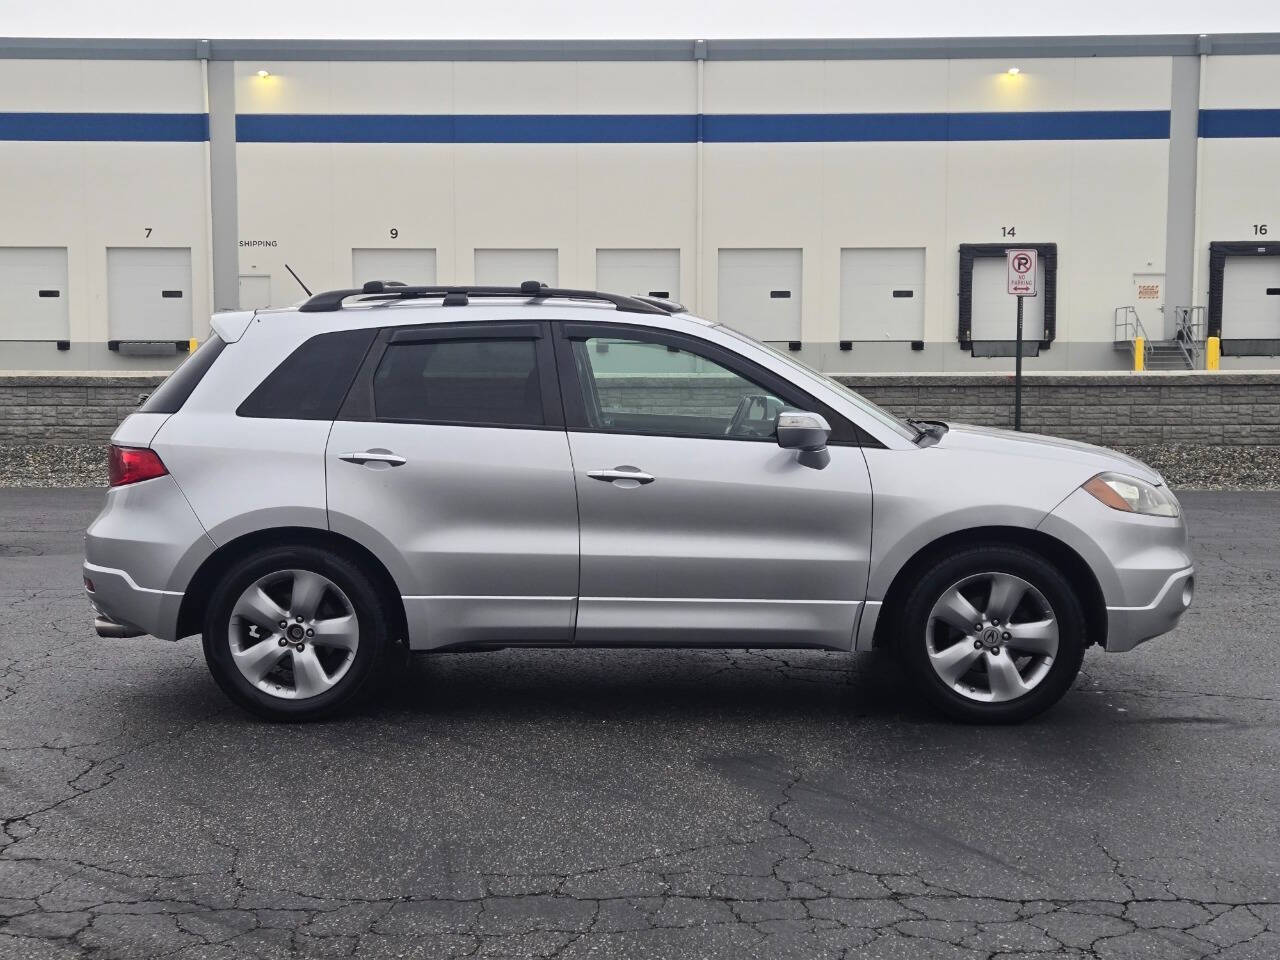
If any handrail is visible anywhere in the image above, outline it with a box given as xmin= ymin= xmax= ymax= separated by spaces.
xmin=1113 ymin=305 xmax=1150 ymax=343
xmin=1113 ymin=306 xmax=1152 ymax=371
xmin=1172 ymin=305 xmax=1206 ymax=369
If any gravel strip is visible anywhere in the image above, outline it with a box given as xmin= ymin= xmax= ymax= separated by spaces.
xmin=2 ymin=441 xmax=1278 ymax=490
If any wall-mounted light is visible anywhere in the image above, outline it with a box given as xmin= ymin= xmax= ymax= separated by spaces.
xmin=256 ymin=69 xmax=271 ymax=79
xmin=1006 ymin=66 xmax=1021 ymax=76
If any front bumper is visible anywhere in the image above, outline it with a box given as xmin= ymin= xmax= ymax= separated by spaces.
xmin=1038 ymin=486 xmax=1194 ymax=653
xmin=1104 ymin=566 xmax=1195 ymax=653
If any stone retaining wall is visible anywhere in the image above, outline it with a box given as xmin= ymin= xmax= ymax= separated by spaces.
xmin=2 ymin=372 xmax=1278 ymax=446
xmin=839 ymin=373 xmax=1280 ymax=446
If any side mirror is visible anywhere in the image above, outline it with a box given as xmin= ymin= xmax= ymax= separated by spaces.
xmin=776 ymin=409 xmax=831 ymax=469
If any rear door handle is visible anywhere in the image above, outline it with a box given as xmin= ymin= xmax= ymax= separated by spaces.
xmin=588 ymin=467 xmax=655 ymax=486
xmin=338 ymin=450 xmax=407 ymax=466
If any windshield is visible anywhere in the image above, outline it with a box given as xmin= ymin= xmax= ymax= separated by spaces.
xmin=714 ymin=326 xmax=920 ymax=441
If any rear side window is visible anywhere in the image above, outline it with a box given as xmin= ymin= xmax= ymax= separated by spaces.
xmin=372 ymin=338 xmax=544 ymax=427
xmin=238 ymin=327 xmax=378 ymax=420
xmin=139 ymin=334 xmax=227 ymax=414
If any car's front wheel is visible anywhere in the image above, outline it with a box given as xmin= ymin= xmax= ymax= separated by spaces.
xmin=202 ymin=545 xmax=391 ymax=721
xmin=895 ymin=544 xmax=1086 ymax=723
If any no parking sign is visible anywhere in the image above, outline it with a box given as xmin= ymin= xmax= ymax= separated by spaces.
xmin=1007 ymin=248 xmax=1038 ymax=296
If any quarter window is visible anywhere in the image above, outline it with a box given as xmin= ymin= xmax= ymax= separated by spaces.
xmin=238 ymin=328 xmax=376 ymax=420
xmin=372 ymin=337 xmax=545 ymax=427
xmin=569 ymin=336 xmax=786 ymax=439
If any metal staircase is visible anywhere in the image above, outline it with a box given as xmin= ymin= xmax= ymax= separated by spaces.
xmin=1113 ymin=305 xmax=1206 ymax=371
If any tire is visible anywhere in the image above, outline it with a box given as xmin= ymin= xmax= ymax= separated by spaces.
xmin=202 ymin=544 xmax=392 ymax=721
xmin=894 ymin=544 xmax=1086 ymax=724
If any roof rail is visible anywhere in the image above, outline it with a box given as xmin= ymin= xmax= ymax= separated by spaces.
xmin=635 ymin=295 xmax=687 ymax=313
xmin=297 ymin=279 xmax=673 ymax=315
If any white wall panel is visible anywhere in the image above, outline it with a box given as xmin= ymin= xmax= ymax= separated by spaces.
xmin=235 ymin=62 xmax=456 ymax=114
xmin=1201 ymin=54 xmax=1280 ymax=109
xmin=947 ymin=57 xmax=1169 ymax=112
xmin=1071 ymin=58 xmax=1171 ymax=111
xmin=1062 ymin=140 xmax=1169 ymax=341
xmin=575 ymin=62 xmax=697 ymax=114
xmin=474 ymin=248 xmax=558 ymax=286
xmin=704 ymin=61 xmax=826 ymax=114
xmin=0 ymin=59 xmax=204 ymax=112
xmin=821 ymin=61 xmax=950 ymax=113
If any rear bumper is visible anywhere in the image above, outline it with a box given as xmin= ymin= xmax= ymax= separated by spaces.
xmin=84 ymin=561 xmax=183 ymax=640
xmin=83 ymin=474 xmax=214 ymax=641
xmin=1105 ymin=566 xmax=1195 ymax=653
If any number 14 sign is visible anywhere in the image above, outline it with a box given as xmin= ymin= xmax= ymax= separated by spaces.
xmin=1007 ymin=248 xmax=1038 ymax=296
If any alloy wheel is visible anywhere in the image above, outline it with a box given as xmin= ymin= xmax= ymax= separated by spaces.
xmin=925 ymin=571 xmax=1059 ymax=703
xmin=227 ymin=569 xmax=359 ymax=700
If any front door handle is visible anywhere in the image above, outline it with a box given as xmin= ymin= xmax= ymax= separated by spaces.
xmin=588 ymin=467 xmax=655 ymax=486
xmin=338 ymin=450 xmax=407 ymax=467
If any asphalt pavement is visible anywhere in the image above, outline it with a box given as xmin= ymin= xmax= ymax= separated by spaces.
xmin=0 ymin=488 xmax=1277 ymax=960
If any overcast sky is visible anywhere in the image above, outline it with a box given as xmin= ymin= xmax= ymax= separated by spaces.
xmin=1 ymin=0 xmax=1278 ymax=40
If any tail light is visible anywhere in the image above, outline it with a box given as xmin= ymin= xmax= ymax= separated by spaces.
xmin=108 ymin=445 xmax=168 ymax=487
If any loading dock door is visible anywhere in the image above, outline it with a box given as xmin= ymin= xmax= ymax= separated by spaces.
xmin=238 ymin=275 xmax=272 ymax=310
xmin=107 ymin=247 xmax=192 ymax=342
xmin=474 ymin=248 xmax=558 ymax=287
xmin=970 ymin=256 xmax=1045 ymax=342
xmin=1222 ymin=257 xmax=1280 ymax=339
xmin=717 ymin=248 xmax=802 ymax=343
xmin=0 ymin=247 xmax=69 ymax=341
xmin=595 ymin=249 xmax=680 ymax=301
xmin=840 ymin=248 xmax=925 ymax=341
xmin=352 ymin=248 xmax=437 ymax=287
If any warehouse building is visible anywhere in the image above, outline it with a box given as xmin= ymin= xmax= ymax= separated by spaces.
xmin=0 ymin=34 xmax=1278 ymax=373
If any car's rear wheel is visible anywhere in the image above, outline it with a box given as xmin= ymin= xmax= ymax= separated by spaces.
xmin=202 ymin=545 xmax=391 ymax=721
xmin=895 ymin=544 xmax=1086 ymax=723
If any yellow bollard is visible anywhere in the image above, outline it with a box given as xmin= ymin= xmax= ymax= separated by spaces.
xmin=188 ymin=337 xmax=198 ymax=353
xmin=1206 ymin=336 xmax=1220 ymax=371
xmin=1133 ymin=336 xmax=1144 ymax=372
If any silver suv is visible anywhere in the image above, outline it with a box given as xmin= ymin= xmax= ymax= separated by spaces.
xmin=84 ymin=282 xmax=1194 ymax=723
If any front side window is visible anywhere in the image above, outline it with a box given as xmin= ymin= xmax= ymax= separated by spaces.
xmin=372 ymin=337 xmax=544 ymax=427
xmin=716 ymin=325 xmax=918 ymax=442
xmin=569 ymin=335 xmax=786 ymax=439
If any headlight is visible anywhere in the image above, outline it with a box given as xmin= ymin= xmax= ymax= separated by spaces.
xmin=1082 ymin=472 xmax=1179 ymax=517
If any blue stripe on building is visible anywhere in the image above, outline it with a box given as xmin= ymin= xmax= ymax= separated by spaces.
xmin=237 ymin=111 xmax=1172 ymax=144
xmin=3 ymin=110 xmax=1278 ymax=143
xmin=236 ymin=113 xmax=699 ymax=143
xmin=1198 ymin=109 xmax=1280 ymax=138
xmin=0 ymin=113 xmax=209 ymax=142
xmin=705 ymin=111 xmax=1171 ymax=142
